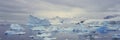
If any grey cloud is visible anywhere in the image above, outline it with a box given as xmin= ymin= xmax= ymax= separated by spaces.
xmin=42 ymin=0 xmax=120 ymax=12
xmin=0 ymin=0 xmax=41 ymax=14
xmin=0 ymin=0 xmax=28 ymax=24
xmin=0 ymin=0 xmax=39 ymax=24
xmin=0 ymin=0 xmax=120 ymax=24
xmin=0 ymin=4 xmax=27 ymax=13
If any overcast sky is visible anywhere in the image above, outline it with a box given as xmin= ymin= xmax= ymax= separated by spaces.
xmin=0 ymin=0 xmax=120 ymax=24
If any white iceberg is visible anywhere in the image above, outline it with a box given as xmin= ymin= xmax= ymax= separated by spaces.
xmin=43 ymin=37 xmax=56 ymax=40
xmin=10 ymin=24 xmax=24 ymax=31
xmin=27 ymin=15 xmax=51 ymax=27
xmin=31 ymin=26 xmax=46 ymax=31
xmin=49 ymin=16 xmax=63 ymax=25
xmin=5 ymin=31 xmax=26 ymax=35
xmin=36 ymin=33 xmax=52 ymax=37
xmin=5 ymin=24 xmax=26 ymax=35
xmin=84 ymin=16 xmax=120 ymax=26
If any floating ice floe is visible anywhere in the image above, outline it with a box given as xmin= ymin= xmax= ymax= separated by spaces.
xmin=43 ymin=37 xmax=56 ymax=40
xmin=5 ymin=31 xmax=26 ymax=35
xmin=5 ymin=24 xmax=26 ymax=35
xmin=10 ymin=24 xmax=24 ymax=31
xmin=31 ymin=26 xmax=46 ymax=31
xmin=36 ymin=33 xmax=52 ymax=37
xmin=30 ymin=32 xmax=56 ymax=40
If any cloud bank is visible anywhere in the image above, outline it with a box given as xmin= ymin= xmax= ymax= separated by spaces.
xmin=0 ymin=0 xmax=120 ymax=24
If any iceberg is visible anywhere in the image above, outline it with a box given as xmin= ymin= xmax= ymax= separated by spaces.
xmin=60 ymin=27 xmax=74 ymax=32
xmin=5 ymin=30 xmax=26 ymax=35
xmin=10 ymin=24 xmax=24 ymax=31
xmin=83 ymin=17 xmax=120 ymax=28
xmin=36 ymin=33 xmax=52 ymax=37
xmin=49 ymin=16 xmax=63 ymax=25
xmin=5 ymin=24 xmax=26 ymax=35
xmin=31 ymin=26 xmax=46 ymax=31
xmin=30 ymin=32 xmax=56 ymax=40
xmin=24 ymin=15 xmax=120 ymax=40
xmin=83 ymin=19 xmax=108 ymax=26
xmin=43 ymin=37 xmax=56 ymax=40
xmin=27 ymin=15 xmax=51 ymax=27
